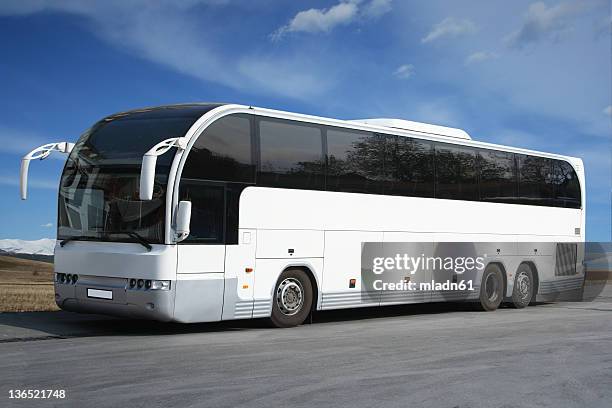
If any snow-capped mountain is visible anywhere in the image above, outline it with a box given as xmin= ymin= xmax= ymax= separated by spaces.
xmin=0 ymin=238 xmax=56 ymax=256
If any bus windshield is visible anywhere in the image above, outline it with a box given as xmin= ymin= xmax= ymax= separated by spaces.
xmin=58 ymin=115 xmax=197 ymax=244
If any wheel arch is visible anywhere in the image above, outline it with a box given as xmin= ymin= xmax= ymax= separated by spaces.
xmin=280 ymin=264 xmax=320 ymax=312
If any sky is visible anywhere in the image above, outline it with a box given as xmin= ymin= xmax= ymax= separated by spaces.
xmin=0 ymin=0 xmax=610 ymax=241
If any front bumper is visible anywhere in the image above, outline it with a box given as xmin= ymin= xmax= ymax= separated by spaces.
xmin=55 ymin=274 xmax=175 ymax=321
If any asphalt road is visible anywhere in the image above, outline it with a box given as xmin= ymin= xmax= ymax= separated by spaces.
xmin=1 ymin=294 xmax=611 ymax=408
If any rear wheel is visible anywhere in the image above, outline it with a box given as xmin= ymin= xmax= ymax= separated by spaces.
xmin=511 ymin=264 xmax=534 ymax=308
xmin=270 ymin=269 xmax=313 ymax=328
xmin=477 ymin=264 xmax=504 ymax=311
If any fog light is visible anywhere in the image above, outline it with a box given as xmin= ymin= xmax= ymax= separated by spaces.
xmin=137 ymin=279 xmax=144 ymax=288
xmin=150 ymin=280 xmax=171 ymax=291
xmin=129 ymin=278 xmax=136 ymax=288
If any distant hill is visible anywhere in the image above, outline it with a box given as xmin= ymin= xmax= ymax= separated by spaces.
xmin=0 ymin=252 xmax=53 ymax=263
xmin=0 ymin=254 xmax=54 ymax=280
xmin=0 ymin=239 xmax=55 ymax=263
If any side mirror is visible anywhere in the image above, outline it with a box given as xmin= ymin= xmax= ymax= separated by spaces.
xmin=20 ymin=142 xmax=74 ymax=200
xmin=139 ymin=154 xmax=157 ymax=201
xmin=139 ymin=137 xmax=187 ymax=200
xmin=175 ymin=201 xmax=192 ymax=242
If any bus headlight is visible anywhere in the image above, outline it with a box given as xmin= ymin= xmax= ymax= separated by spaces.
xmin=150 ymin=280 xmax=170 ymax=291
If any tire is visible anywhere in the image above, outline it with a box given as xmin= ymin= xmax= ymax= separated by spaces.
xmin=477 ymin=264 xmax=504 ymax=311
xmin=511 ymin=264 xmax=534 ymax=308
xmin=269 ymin=269 xmax=313 ymax=328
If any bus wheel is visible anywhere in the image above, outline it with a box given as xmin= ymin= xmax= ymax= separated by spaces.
xmin=270 ymin=269 xmax=313 ymax=328
xmin=477 ymin=264 xmax=504 ymax=311
xmin=511 ymin=264 xmax=534 ymax=308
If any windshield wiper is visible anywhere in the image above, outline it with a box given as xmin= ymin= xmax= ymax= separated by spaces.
xmin=59 ymin=236 xmax=80 ymax=247
xmin=106 ymin=231 xmax=153 ymax=252
xmin=60 ymin=232 xmax=153 ymax=251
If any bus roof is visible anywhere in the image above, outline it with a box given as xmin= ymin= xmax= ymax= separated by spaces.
xmin=102 ymin=103 xmax=226 ymax=122
xmin=348 ymin=118 xmax=472 ymax=140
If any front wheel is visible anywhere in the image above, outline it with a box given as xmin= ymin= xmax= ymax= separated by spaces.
xmin=270 ymin=269 xmax=313 ymax=328
xmin=477 ymin=264 xmax=504 ymax=311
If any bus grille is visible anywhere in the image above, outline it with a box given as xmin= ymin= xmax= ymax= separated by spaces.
xmin=555 ymin=243 xmax=577 ymax=276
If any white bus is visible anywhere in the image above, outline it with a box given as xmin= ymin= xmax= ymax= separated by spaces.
xmin=20 ymin=104 xmax=585 ymax=327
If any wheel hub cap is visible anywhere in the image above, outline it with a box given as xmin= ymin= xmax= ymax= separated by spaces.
xmin=516 ymin=271 xmax=531 ymax=301
xmin=276 ymin=278 xmax=304 ymax=316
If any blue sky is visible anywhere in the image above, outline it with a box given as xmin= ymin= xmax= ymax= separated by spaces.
xmin=0 ymin=0 xmax=610 ymax=241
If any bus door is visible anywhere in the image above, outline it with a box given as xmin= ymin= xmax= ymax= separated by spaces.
xmin=175 ymin=180 xmax=227 ymax=322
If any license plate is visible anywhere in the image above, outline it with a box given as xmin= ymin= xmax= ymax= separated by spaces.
xmin=87 ymin=288 xmax=113 ymax=300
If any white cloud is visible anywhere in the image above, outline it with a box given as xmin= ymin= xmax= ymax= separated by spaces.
xmin=0 ymin=1 xmax=331 ymax=101
xmin=362 ymin=0 xmax=392 ymax=19
xmin=271 ymin=0 xmax=392 ymax=40
xmin=465 ymin=51 xmax=498 ymax=65
xmin=604 ymin=106 xmax=612 ymax=116
xmin=393 ymin=64 xmax=414 ymax=79
xmin=271 ymin=2 xmax=359 ymax=40
xmin=41 ymin=223 xmax=53 ymax=228
xmin=505 ymin=0 xmax=601 ymax=48
xmin=421 ymin=17 xmax=477 ymax=44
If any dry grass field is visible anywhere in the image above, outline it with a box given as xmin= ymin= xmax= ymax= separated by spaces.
xmin=0 ymin=255 xmax=58 ymax=312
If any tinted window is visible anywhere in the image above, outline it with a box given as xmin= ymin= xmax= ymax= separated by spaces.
xmin=517 ymin=155 xmax=554 ymax=206
xmin=478 ymin=149 xmax=517 ymax=203
xmin=327 ymin=129 xmax=384 ymax=194
xmin=179 ymin=180 xmax=225 ymax=244
xmin=553 ymin=160 xmax=581 ymax=208
xmin=384 ymin=135 xmax=434 ymax=197
xmin=258 ymin=119 xmax=324 ymax=190
xmin=182 ymin=114 xmax=254 ymax=183
xmin=58 ymin=117 xmax=196 ymax=244
xmin=435 ymin=144 xmax=478 ymax=200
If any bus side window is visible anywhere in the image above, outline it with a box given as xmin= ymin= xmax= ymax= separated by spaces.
xmin=326 ymin=129 xmax=384 ymax=194
xmin=553 ymin=160 xmax=581 ymax=208
xmin=384 ymin=135 xmax=434 ymax=198
xmin=435 ymin=143 xmax=478 ymax=201
xmin=182 ymin=115 xmax=254 ymax=183
xmin=517 ymin=155 xmax=554 ymax=206
xmin=258 ymin=119 xmax=324 ymax=190
xmin=478 ymin=149 xmax=517 ymax=203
